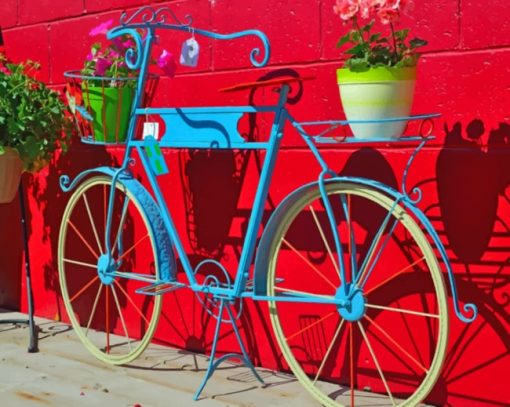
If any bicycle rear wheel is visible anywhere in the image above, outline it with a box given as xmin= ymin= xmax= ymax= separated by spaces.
xmin=266 ymin=181 xmax=448 ymax=406
xmin=58 ymin=175 xmax=162 ymax=365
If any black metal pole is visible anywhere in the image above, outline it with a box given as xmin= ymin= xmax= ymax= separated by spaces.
xmin=18 ymin=179 xmax=38 ymax=352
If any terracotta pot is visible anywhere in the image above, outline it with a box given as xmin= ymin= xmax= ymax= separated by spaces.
xmin=0 ymin=147 xmax=23 ymax=204
xmin=337 ymin=66 xmax=416 ymax=139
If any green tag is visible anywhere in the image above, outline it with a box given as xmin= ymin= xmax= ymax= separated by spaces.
xmin=144 ymin=136 xmax=169 ymax=175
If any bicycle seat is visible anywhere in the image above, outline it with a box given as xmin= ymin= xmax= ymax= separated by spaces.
xmin=219 ymin=75 xmax=315 ymax=93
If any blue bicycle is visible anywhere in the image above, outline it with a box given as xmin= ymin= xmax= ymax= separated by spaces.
xmin=59 ymin=6 xmax=476 ymax=406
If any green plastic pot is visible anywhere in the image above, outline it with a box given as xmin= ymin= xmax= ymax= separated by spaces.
xmin=83 ymin=85 xmax=134 ymax=143
xmin=337 ymin=66 xmax=416 ymax=139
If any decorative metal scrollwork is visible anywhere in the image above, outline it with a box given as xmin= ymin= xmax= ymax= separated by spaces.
xmin=119 ymin=6 xmax=192 ymax=27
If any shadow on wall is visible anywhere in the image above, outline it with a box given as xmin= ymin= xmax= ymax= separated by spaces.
xmin=433 ymin=119 xmax=510 ymax=406
xmin=28 ymin=135 xmax=117 ymax=320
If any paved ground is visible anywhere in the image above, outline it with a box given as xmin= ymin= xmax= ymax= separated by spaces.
xmin=0 ymin=310 xmax=318 ymax=407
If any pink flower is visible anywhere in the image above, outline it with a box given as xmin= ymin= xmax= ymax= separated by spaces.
xmin=157 ymin=49 xmax=176 ymax=77
xmin=333 ymin=0 xmax=361 ymax=21
xmin=109 ymin=49 xmax=120 ymax=59
xmin=0 ymin=66 xmax=10 ymax=75
xmin=95 ymin=57 xmax=112 ymax=76
xmin=368 ymin=0 xmax=386 ymax=8
xmin=89 ymin=19 xmax=114 ymax=36
xmin=378 ymin=7 xmax=399 ymax=24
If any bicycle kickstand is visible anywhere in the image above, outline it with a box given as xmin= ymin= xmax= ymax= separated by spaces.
xmin=193 ymin=298 xmax=265 ymax=400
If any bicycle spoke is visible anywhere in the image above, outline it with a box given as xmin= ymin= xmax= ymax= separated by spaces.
xmin=366 ymin=303 xmax=440 ymax=319
xmin=112 ymin=194 xmax=130 ymax=257
xmin=85 ymin=283 xmax=103 ymax=337
xmin=111 ymin=284 xmax=132 ymax=352
xmin=83 ymin=192 xmax=103 ymax=255
xmin=365 ymin=256 xmax=425 ymax=295
xmin=63 ymin=258 xmax=97 ymax=270
xmin=358 ymin=321 xmax=396 ymax=406
xmin=350 ymin=322 xmax=355 ymax=407
xmin=68 ymin=219 xmax=100 ymax=259
xmin=117 ymin=233 xmax=150 ymax=262
xmin=282 ymin=238 xmax=337 ymax=290
xmin=70 ymin=275 xmax=99 ymax=303
xmin=273 ymin=286 xmax=336 ymax=301
xmin=358 ymin=216 xmax=399 ymax=289
xmin=313 ymin=318 xmax=345 ymax=384
xmin=286 ymin=311 xmax=336 ymax=342
xmin=356 ymin=207 xmax=398 ymax=287
xmin=103 ymin=184 xmax=107 ymax=238
xmin=342 ymin=193 xmax=358 ymax=283
xmin=105 ymin=285 xmax=110 ymax=354
xmin=365 ymin=315 xmax=428 ymax=373
xmin=308 ymin=205 xmax=341 ymax=279
xmin=114 ymin=280 xmax=150 ymax=325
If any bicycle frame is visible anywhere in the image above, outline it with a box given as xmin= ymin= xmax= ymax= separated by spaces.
xmin=61 ymin=7 xmax=477 ymax=321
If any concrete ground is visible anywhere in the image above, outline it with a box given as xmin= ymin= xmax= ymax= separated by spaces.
xmin=0 ymin=311 xmax=419 ymax=407
xmin=0 ymin=310 xmax=318 ymax=407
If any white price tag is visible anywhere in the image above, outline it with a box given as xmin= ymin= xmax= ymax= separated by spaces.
xmin=142 ymin=122 xmax=160 ymax=140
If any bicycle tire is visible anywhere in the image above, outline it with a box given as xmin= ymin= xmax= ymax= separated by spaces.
xmin=58 ymin=175 xmax=163 ymax=365
xmin=265 ymin=181 xmax=448 ymax=406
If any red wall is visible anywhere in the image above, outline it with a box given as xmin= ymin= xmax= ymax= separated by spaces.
xmin=1 ymin=1 xmax=510 ymax=405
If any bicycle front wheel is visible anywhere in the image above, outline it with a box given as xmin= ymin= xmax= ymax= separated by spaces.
xmin=58 ymin=175 xmax=162 ymax=365
xmin=266 ymin=181 xmax=448 ymax=406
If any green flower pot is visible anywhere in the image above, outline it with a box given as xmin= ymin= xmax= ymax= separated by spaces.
xmin=83 ymin=85 xmax=134 ymax=143
xmin=337 ymin=66 xmax=416 ymax=139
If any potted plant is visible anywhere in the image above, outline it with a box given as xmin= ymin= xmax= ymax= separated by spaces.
xmin=74 ymin=19 xmax=176 ymax=143
xmin=0 ymin=50 xmax=70 ymax=203
xmin=333 ymin=0 xmax=427 ymax=139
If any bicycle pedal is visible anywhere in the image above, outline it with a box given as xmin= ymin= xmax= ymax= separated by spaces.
xmin=136 ymin=281 xmax=186 ymax=296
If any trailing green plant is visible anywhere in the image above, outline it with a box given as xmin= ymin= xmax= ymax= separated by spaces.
xmin=334 ymin=0 xmax=427 ymax=72
xmin=0 ymin=51 xmax=71 ymax=172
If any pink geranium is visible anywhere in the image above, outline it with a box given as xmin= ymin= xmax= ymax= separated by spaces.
xmin=95 ymin=57 xmax=112 ymax=76
xmin=334 ymin=0 xmax=426 ymax=70
xmin=82 ymin=19 xmax=180 ymax=83
xmin=378 ymin=6 xmax=399 ymax=24
xmin=333 ymin=0 xmax=361 ymax=22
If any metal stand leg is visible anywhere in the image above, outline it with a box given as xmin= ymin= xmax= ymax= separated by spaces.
xmin=193 ymin=299 xmax=264 ymax=400
xmin=0 ymin=181 xmax=38 ymax=352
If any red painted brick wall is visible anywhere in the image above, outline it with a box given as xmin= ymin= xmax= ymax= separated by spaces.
xmin=1 ymin=1 xmax=509 ymax=405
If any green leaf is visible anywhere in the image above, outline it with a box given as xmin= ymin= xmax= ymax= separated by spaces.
xmin=369 ymin=33 xmax=381 ymax=43
xmin=336 ymin=32 xmax=352 ymax=48
xmin=346 ymin=58 xmax=370 ymax=72
xmin=361 ymin=20 xmax=375 ymax=33
xmin=345 ymin=44 xmax=366 ymax=57
xmin=351 ymin=31 xmax=362 ymax=42
xmin=410 ymin=38 xmax=428 ymax=49
xmin=394 ymin=29 xmax=410 ymax=41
